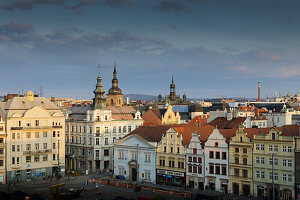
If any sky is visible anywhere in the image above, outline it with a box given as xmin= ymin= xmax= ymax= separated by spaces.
xmin=0 ymin=0 xmax=300 ymax=99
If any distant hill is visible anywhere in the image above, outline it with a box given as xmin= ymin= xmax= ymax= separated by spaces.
xmin=124 ymin=94 xmax=157 ymax=101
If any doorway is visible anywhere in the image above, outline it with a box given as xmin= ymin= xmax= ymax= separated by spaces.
xmin=243 ymin=184 xmax=250 ymax=196
xmin=132 ymin=168 xmax=137 ymax=181
xmin=233 ymin=183 xmax=239 ymax=195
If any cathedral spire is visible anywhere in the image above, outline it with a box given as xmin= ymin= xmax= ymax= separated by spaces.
xmin=92 ymin=64 xmax=106 ymax=110
xmin=113 ymin=60 xmax=117 ymax=79
xmin=172 ymin=72 xmax=174 ymax=84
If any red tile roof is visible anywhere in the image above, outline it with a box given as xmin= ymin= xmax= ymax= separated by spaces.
xmin=142 ymin=109 xmax=162 ymax=126
xmin=208 ymin=117 xmax=246 ymax=129
xmin=188 ymin=115 xmax=207 ymax=126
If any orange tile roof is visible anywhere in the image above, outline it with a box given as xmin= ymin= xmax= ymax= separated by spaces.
xmin=142 ymin=109 xmax=162 ymax=126
xmin=208 ymin=117 xmax=246 ymax=129
xmin=188 ymin=115 xmax=207 ymax=126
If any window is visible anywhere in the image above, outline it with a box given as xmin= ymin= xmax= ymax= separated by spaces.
xmin=113 ymin=126 xmax=116 ymax=133
xmin=12 ymin=133 xmax=15 ymax=139
xmin=145 ymin=154 xmax=150 ymax=162
xmin=193 ymin=165 xmax=197 ymax=173
xmin=272 ymin=133 xmax=276 ymax=140
xmin=283 ymin=146 xmax=287 ymax=152
xmin=198 ymin=157 xmax=202 ymax=163
xmin=261 ymin=144 xmax=265 ymax=150
xmin=26 ymin=132 xmax=31 ymax=138
xmin=222 ymin=165 xmax=226 ymax=175
xmin=288 ymin=174 xmax=292 ymax=182
xmin=274 ymin=158 xmax=278 ymax=166
xmin=35 ymin=132 xmax=39 ymax=138
xmin=283 ymin=159 xmax=287 ymax=166
xmin=269 ymin=145 xmax=273 ymax=151
xmin=128 ymin=126 xmax=132 ymax=132
xmin=43 ymin=131 xmax=47 ymax=137
xmin=256 ymin=144 xmax=259 ymax=150
xmin=104 ymin=149 xmax=109 ymax=156
xmin=261 ymin=171 xmax=265 ymax=178
xmin=17 ymin=133 xmax=20 ymax=139
xmin=234 ymin=169 xmax=239 ymax=176
xmin=197 ymin=165 xmax=202 ymax=174
xmin=288 ymin=160 xmax=292 ymax=167
xmin=26 ymin=144 xmax=31 ymax=151
xmin=188 ymin=156 xmax=192 ymax=162
xmin=12 ymin=157 xmax=15 ymax=164
xmin=209 ymin=165 xmax=214 ymax=174
xmin=288 ymin=146 xmax=292 ymax=152
xmin=42 ymin=154 xmax=48 ymax=161
xmin=261 ymin=157 xmax=265 ymax=164
xmin=96 ymin=138 xmax=99 ymax=145
xmin=53 ymin=154 xmax=56 ymax=161
xmin=34 ymin=155 xmax=39 ymax=162
xmin=216 ymin=152 xmax=220 ymax=159
xmin=164 ymin=146 xmax=166 ymax=152
xmin=243 ymin=158 xmax=247 ymax=165
xmin=209 ymin=151 xmax=214 ymax=159
xmin=0 ymin=138 xmax=3 ymax=143
xmin=105 ymin=127 xmax=108 ymax=133
xmin=274 ymin=173 xmax=278 ymax=180
xmin=132 ymin=152 xmax=137 ymax=160
xmin=269 ymin=172 xmax=273 ymax=180
xmin=12 ymin=145 xmax=15 ymax=152
xmin=283 ymin=173 xmax=287 ymax=182
xmin=0 ymin=148 xmax=3 ymax=155
xmin=235 ymin=157 xmax=239 ymax=164
xmin=243 ymin=170 xmax=248 ymax=178
xmin=274 ymin=145 xmax=278 ymax=151
xmin=269 ymin=158 xmax=273 ymax=166
xmin=243 ymin=148 xmax=247 ymax=153
xmin=35 ymin=120 xmax=39 ymax=126
xmin=170 ymin=147 xmax=173 ymax=153
xmin=188 ymin=165 xmax=192 ymax=173
xmin=123 ymin=126 xmax=126 ymax=133
xmin=193 ymin=157 xmax=197 ymax=162
xmin=53 ymin=143 xmax=56 ymax=149
xmin=215 ymin=142 xmax=218 ymax=147
xmin=16 ymin=145 xmax=20 ymax=152
xmin=235 ymin=148 xmax=239 ymax=153
xmin=145 ymin=171 xmax=151 ymax=181
xmin=222 ymin=152 xmax=226 ymax=160
xmin=53 ymin=131 xmax=56 ymax=137
xmin=193 ymin=148 xmax=197 ymax=154
xmin=177 ymin=147 xmax=180 ymax=154
xmin=105 ymin=138 xmax=108 ymax=145
xmin=26 ymin=156 xmax=31 ymax=163
xmin=215 ymin=165 xmax=220 ymax=175
xmin=256 ymin=171 xmax=260 ymax=178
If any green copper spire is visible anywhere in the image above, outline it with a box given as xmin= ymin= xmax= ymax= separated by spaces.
xmin=92 ymin=64 xmax=106 ymax=110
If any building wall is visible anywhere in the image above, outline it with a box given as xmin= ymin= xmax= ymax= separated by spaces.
xmin=5 ymin=105 xmax=65 ymax=182
xmin=204 ymin=128 xmax=229 ymax=192
xmin=106 ymin=94 xmax=124 ymax=107
xmin=161 ymin=105 xmax=180 ymax=125
xmin=0 ymin=118 xmax=6 ymax=184
xmin=229 ymin=126 xmax=253 ymax=196
xmin=253 ymin=128 xmax=295 ymax=200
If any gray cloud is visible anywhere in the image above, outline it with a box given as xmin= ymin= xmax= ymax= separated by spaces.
xmin=154 ymin=0 xmax=191 ymax=13
xmin=0 ymin=0 xmax=95 ymax=14
xmin=0 ymin=22 xmax=34 ymax=34
xmin=105 ymin=0 xmax=133 ymax=8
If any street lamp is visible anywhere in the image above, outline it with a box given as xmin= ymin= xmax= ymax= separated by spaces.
xmin=269 ymin=153 xmax=277 ymax=200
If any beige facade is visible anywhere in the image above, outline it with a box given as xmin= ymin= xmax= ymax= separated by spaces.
xmin=0 ymin=91 xmax=65 ymax=182
xmin=156 ymin=128 xmax=186 ymax=187
xmin=253 ymin=127 xmax=295 ymax=200
xmin=0 ymin=115 xmax=6 ymax=184
xmin=161 ymin=105 xmax=181 ymax=125
xmin=229 ymin=125 xmax=253 ymax=196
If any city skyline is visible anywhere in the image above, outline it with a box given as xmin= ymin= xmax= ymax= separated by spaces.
xmin=0 ymin=0 xmax=300 ymax=99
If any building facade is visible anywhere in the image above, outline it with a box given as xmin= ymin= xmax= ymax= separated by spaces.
xmin=161 ymin=105 xmax=181 ymax=125
xmin=253 ymin=127 xmax=295 ymax=200
xmin=0 ymin=114 xmax=6 ymax=184
xmin=295 ymin=136 xmax=300 ymax=200
xmin=0 ymin=91 xmax=65 ymax=182
xmin=65 ymin=67 xmax=143 ymax=174
xmin=156 ymin=128 xmax=186 ymax=187
xmin=229 ymin=125 xmax=253 ymax=196
xmin=204 ymin=128 xmax=229 ymax=192
xmin=186 ymin=132 xmax=204 ymax=190
xmin=113 ymin=134 xmax=156 ymax=183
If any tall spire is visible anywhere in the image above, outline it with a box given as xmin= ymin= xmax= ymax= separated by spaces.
xmin=92 ymin=64 xmax=106 ymax=110
xmin=170 ymin=72 xmax=176 ymax=101
xmin=108 ymin=60 xmax=122 ymax=95
xmin=172 ymin=72 xmax=174 ymax=84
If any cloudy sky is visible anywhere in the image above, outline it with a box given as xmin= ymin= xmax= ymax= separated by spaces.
xmin=0 ymin=0 xmax=300 ymax=99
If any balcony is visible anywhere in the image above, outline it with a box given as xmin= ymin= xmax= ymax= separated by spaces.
xmin=23 ymin=149 xmax=52 ymax=155
xmin=11 ymin=164 xmax=21 ymax=169
xmin=52 ymin=126 xmax=63 ymax=129
xmin=11 ymin=125 xmax=62 ymax=131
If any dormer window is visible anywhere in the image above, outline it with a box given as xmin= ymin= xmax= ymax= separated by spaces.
xmin=215 ymin=142 xmax=218 ymax=147
xmin=97 ymin=116 xmax=100 ymax=121
xmin=272 ymin=133 xmax=276 ymax=140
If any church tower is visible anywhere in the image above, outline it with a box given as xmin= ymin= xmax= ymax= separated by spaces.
xmin=92 ymin=64 xmax=106 ymax=110
xmin=106 ymin=61 xmax=124 ymax=106
xmin=169 ymin=73 xmax=176 ymax=101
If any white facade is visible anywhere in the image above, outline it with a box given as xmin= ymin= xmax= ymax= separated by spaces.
xmin=0 ymin=91 xmax=65 ymax=182
xmin=113 ymin=135 xmax=156 ymax=183
xmin=244 ymin=117 xmax=268 ymax=128
xmin=204 ymin=128 xmax=229 ymax=192
xmin=263 ymin=108 xmax=300 ymax=127
xmin=186 ymin=132 xmax=205 ymax=189
xmin=65 ymin=107 xmax=143 ymax=173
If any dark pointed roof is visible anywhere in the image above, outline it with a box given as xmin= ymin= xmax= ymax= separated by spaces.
xmin=92 ymin=64 xmax=106 ymax=110
xmin=108 ymin=61 xmax=122 ymax=95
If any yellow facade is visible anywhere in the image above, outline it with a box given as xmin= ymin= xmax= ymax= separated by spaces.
xmin=253 ymin=128 xmax=295 ymax=200
xmin=229 ymin=125 xmax=253 ymax=196
xmin=161 ymin=105 xmax=181 ymax=125
xmin=156 ymin=128 xmax=186 ymax=186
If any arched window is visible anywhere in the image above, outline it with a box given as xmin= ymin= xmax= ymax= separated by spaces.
xmin=215 ymin=142 xmax=218 ymax=147
xmin=111 ymin=99 xmax=114 ymax=105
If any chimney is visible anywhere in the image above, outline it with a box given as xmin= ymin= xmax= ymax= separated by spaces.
xmin=258 ymin=82 xmax=261 ymax=101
